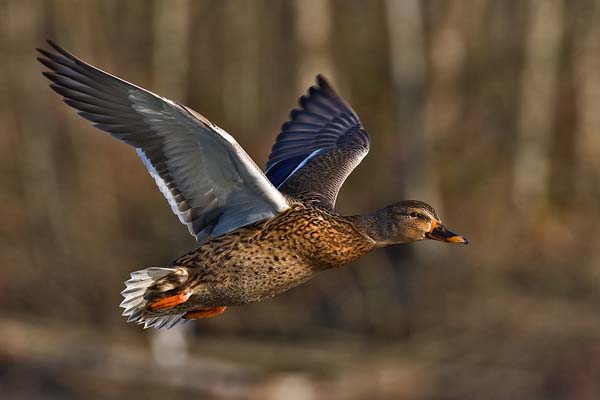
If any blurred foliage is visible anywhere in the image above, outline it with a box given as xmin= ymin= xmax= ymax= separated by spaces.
xmin=1 ymin=0 xmax=599 ymax=399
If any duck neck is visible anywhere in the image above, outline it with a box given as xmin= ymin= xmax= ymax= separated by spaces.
xmin=346 ymin=207 xmax=406 ymax=247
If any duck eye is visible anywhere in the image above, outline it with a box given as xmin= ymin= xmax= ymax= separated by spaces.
xmin=409 ymin=212 xmax=419 ymax=218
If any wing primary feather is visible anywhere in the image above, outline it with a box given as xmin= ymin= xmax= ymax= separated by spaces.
xmin=265 ymin=75 xmax=370 ymax=207
xmin=38 ymin=42 xmax=288 ymax=242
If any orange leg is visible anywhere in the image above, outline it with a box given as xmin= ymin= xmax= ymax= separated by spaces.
xmin=148 ymin=290 xmax=191 ymax=311
xmin=183 ymin=306 xmax=227 ymax=319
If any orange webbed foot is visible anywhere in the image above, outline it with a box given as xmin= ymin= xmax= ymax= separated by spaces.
xmin=183 ymin=306 xmax=227 ymax=319
xmin=148 ymin=290 xmax=191 ymax=311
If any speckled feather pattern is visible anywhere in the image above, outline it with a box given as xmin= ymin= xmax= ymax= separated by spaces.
xmin=163 ymin=203 xmax=376 ymax=309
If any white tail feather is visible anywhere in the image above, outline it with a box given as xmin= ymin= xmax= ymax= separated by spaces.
xmin=120 ymin=267 xmax=187 ymax=329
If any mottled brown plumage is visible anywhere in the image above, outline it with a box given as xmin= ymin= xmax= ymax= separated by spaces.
xmin=165 ymin=203 xmax=375 ymax=309
xmin=37 ymin=41 xmax=468 ymax=329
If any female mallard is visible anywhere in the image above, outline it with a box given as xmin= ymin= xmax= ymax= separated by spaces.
xmin=38 ymin=41 xmax=467 ymax=329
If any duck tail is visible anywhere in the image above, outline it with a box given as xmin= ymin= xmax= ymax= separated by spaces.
xmin=120 ymin=267 xmax=189 ymax=329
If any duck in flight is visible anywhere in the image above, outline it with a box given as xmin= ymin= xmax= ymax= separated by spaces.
xmin=37 ymin=41 xmax=468 ymax=329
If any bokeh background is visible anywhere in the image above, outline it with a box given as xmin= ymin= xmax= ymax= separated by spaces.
xmin=2 ymin=0 xmax=600 ymax=399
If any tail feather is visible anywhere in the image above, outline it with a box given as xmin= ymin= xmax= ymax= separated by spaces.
xmin=120 ymin=267 xmax=188 ymax=329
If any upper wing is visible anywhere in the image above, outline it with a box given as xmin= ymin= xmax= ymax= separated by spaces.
xmin=37 ymin=41 xmax=288 ymax=243
xmin=265 ymin=75 xmax=370 ymax=209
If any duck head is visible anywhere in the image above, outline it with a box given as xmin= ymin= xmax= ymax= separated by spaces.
xmin=364 ymin=200 xmax=468 ymax=246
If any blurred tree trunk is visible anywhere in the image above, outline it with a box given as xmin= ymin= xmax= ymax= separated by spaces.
xmin=569 ymin=1 xmax=600 ymax=279
xmin=222 ymin=0 xmax=260 ymax=137
xmin=572 ymin=1 xmax=600 ymax=208
xmin=3 ymin=0 xmax=81 ymax=317
xmin=152 ymin=0 xmax=190 ymax=101
xmin=294 ymin=0 xmax=334 ymax=90
xmin=513 ymin=0 xmax=564 ymax=214
xmin=385 ymin=0 xmax=430 ymax=207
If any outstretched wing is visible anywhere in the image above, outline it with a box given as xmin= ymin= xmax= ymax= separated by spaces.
xmin=265 ymin=75 xmax=370 ymax=209
xmin=37 ymin=41 xmax=288 ymax=243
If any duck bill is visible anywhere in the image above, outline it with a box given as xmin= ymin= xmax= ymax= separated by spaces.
xmin=426 ymin=220 xmax=469 ymax=245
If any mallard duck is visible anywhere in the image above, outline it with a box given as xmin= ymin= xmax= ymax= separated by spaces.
xmin=37 ymin=41 xmax=467 ymax=329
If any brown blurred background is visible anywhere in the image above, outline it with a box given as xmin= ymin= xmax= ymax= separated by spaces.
xmin=1 ymin=0 xmax=600 ymax=399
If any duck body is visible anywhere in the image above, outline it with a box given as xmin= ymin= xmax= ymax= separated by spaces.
xmin=163 ymin=202 xmax=375 ymax=308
